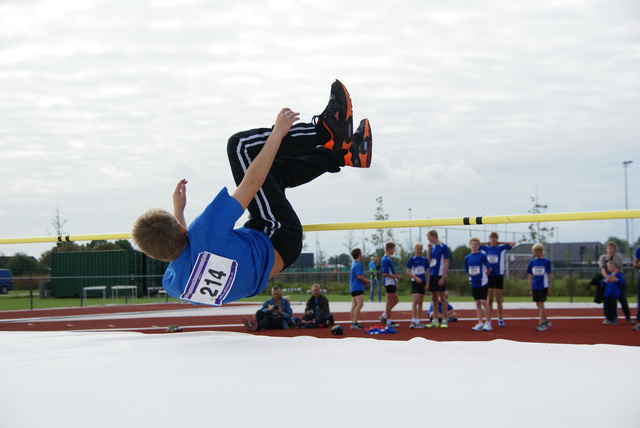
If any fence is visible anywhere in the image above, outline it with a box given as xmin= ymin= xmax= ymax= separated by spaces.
xmin=2 ymin=263 xmax=637 ymax=311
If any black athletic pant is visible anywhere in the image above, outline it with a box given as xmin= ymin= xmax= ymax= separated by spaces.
xmin=227 ymin=122 xmax=343 ymax=269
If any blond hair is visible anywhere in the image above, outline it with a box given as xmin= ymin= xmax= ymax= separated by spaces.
xmin=132 ymin=208 xmax=188 ymax=262
xmin=532 ymin=243 xmax=545 ymax=254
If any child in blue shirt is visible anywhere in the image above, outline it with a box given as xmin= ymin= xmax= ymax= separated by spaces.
xmin=600 ymin=261 xmax=626 ymax=325
xmin=465 ymin=237 xmax=492 ymax=331
xmin=349 ymin=248 xmax=370 ymax=330
xmin=406 ymin=242 xmax=429 ymax=329
xmin=132 ymin=81 xmax=372 ymax=307
xmin=479 ymin=231 xmax=516 ymax=327
xmin=426 ymin=229 xmax=451 ymax=328
xmin=526 ymin=243 xmax=553 ymax=331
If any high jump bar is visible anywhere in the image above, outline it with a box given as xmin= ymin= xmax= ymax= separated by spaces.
xmin=1 ymin=209 xmax=638 ymax=245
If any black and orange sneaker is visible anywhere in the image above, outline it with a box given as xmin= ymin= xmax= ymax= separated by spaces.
xmin=345 ymin=118 xmax=372 ymax=168
xmin=313 ymin=79 xmax=353 ymax=151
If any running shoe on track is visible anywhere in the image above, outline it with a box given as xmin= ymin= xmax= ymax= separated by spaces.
xmin=471 ymin=323 xmax=484 ymax=331
xmin=242 ymin=316 xmax=258 ymax=332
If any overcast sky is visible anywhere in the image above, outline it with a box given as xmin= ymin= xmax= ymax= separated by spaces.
xmin=1 ymin=0 xmax=639 ymax=260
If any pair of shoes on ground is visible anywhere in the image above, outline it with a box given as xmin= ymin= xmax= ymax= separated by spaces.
xmin=410 ymin=322 xmax=426 ymax=329
xmin=166 ymin=325 xmax=182 ymax=333
xmin=471 ymin=322 xmax=492 ymax=331
xmin=535 ymin=320 xmax=552 ymax=331
xmin=498 ymin=319 xmax=506 ymax=328
xmin=632 ymin=323 xmax=640 ymax=331
xmin=350 ymin=322 xmax=364 ymax=330
xmin=314 ymin=79 xmax=372 ymax=168
xmin=426 ymin=319 xmax=448 ymax=328
xmin=602 ymin=319 xmax=618 ymax=325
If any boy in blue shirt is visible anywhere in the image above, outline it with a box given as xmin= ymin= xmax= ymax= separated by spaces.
xmin=406 ymin=242 xmax=429 ymax=329
xmin=426 ymin=229 xmax=450 ymax=328
xmin=634 ymin=246 xmax=640 ymax=330
xmin=600 ymin=261 xmax=626 ymax=325
xmin=526 ymin=243 xmax=553 ymax=331
xmin=350 ymin=248 xmax=370 ymax=330
xmin=479 ymin=231 xmax=516 ymax=327
xmin=465 ymin=237 xmax=492 ymax=331
xmin=380 ymin=242 xmax=403 ymax=328
xmin=132 ymin=80 xmax=372 ymax=307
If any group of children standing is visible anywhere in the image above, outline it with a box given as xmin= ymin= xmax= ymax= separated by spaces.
xmin=349 ymin=230 xmax=560 ymax=332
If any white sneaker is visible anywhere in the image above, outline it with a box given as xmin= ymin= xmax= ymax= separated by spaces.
xmin=483 ymin=322 xmax=493 ymax=331
xmin=471 ymin=323 xmax=484 ymax=331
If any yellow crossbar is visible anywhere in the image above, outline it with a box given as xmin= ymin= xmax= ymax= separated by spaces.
xmin=1 ymin=209 xmax=638 ymax=244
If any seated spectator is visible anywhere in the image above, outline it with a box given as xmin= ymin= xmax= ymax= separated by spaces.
xmin=243 ymin=286 xmax=293 ymax=331
xmin=301 ymin=284 xmax=334 ymax=327
xmin=427 ymin=294 xmax=459 ymax=322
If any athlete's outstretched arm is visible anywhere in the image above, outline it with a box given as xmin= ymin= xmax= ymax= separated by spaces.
xmin=231 ymin=108 xmax=299 ymax=209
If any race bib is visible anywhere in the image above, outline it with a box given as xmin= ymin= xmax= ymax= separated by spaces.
xmin=430 ymin=259 xmax=437 ymax=267
xmin=468 ymin=266 xmax=481 ymax=276
xmin=532 ymin=266 xmax=546 ymax=276
xmin=181 ymin=252 xmax=238 ymax=306
xmin=487 ymin=254 xmax=499 ymax=264
xmin=413 ymin=266 xmax=426 ymax=276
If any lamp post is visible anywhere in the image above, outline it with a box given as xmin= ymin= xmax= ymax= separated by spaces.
xmin=623 ymin=161 xmax=633 ymax=265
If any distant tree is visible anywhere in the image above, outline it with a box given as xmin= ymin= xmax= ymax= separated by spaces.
xmin=47 ymin=204 xmax=68 ymax=236
xmin=8 ymin=253 xmax=38 ymax=275
xmin=328 ymin=253 xmax=351 ymax=267
xmin=451 ymin=245 xmax=471 ymax=270
xmin=343 ymin=231 xmax=358 ymax=253
xmin=604 ymin=236 xmax=628 ymax=255
xmin=114 ymin=240 xmax=134 ymax=251
xmin=367 ymin=196 xmax=399 ymax=255
xmin=520 ymin=195 xmax=555 ymax=244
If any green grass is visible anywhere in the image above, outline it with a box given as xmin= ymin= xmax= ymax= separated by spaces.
xmin=0 ymin=291 xmax=601 ymax=312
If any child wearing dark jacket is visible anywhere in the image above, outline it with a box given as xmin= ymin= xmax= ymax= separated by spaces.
xmin=600 ymin=261 xmax=626 ymax=325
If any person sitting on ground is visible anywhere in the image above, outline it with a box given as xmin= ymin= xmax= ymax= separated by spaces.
xmin=243 ymin=286 xmax=293 ymax=331
xmin=428 ymin=294 xmax=459 ymax=322
xmin=302 ymin=284 xmax=334 ymax=327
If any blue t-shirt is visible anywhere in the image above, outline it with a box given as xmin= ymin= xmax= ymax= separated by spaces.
xmin=429 ymin=244 xmax=450 ymax=276
xmin=600 ymin=272 xmax=625 ymax=299
xmin=479 ymin=244 xmax=512 ymax=275
xmin=350 ymin=260 xmax=365 ymax=292
xmin=526 ymin=258 xmax=552 ymax=290
xmin=406 ymin=256 xmax=428 ymax=283
xmin=465 ymin=252 xmax=491 ymax=287
xmin=635 ymin=246 xmax=640 ymax=261
xmin=162 ymin=188 xmax=275 ymax=306
xmin=381 ymin=255 xmax=396 ymax=286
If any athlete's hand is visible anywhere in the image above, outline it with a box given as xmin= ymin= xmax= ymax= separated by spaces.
xmin=272 ymin=108 xmax=299 ymax=139
xmin=172 ymin=179 xmax=188 ymax=212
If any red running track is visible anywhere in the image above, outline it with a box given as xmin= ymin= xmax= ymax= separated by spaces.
xmin=0 ymin=303 xmax=638 ymax=346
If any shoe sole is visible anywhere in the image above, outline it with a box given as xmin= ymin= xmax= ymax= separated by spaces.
xmin=322 ymin=80 xmax=353 ymax=151
xmin=350 ymin=118 xmax=372 ymax=168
